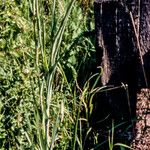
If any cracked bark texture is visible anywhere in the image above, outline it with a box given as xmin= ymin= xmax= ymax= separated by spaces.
xmin=94 ymin=0 xmax=138 ymax=124
xmin=131 ymin=89 xmax=150 ymax=149
xmin=94 ymin=0 xmax=150 ymax=149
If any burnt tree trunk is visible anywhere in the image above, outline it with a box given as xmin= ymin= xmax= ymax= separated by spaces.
xmin=139 ymin=0 xmax=150 ymax=87
xmin=93 ymin=0 xmax=150 ymax=147
xmin=94 ymin=0 xmax=138 ymax=123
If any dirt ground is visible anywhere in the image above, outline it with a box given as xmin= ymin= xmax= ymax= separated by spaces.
xmin=131 ymin=89 xmax=150 ymax=150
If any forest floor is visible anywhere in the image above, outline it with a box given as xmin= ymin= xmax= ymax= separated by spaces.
xmin=131 ymin=89 xmax=150 ymax=150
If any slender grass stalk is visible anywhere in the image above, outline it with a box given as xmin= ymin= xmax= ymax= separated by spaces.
xmin=35 ymin=0 xmax=48 ymax=71
xmin=51 ymin=0 xmax=56 ymax=41
xmin=36 ymin=0 xmax=44 ymax=58
xmin=114 ymin=143 xmax=133 ymax=149
xmin=45 ymin=73 xmax=53 ymax=148
xmin=108 ymin=120 xmax=114 ymax=150
xmin=83 ymin=128 xmax=92 ymax=148
xmin=33 ymin=0 xmax=39 ymax=67
xmin=45 ymin=0 xmax=76 ymax=148
xmin=50 ymin=105 xmax=60 ymax=150
xmin=129 ymin=9 xmax=148 ymax=87
xmin=50 ymin=0 xmax=76 ymax=66
xmin=108 ymin=120 xmax=133 ymax=150
xmin=72 ymin=102 xmax=80 ymax=150
xmin=40 ymin=78 xmax=46 ymax=139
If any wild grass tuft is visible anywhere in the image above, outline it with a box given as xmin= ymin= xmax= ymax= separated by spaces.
xmin=0 ymin=0 xmax=95 ymax=149
xmin=0 ymin=0 xmax=133 ymax=149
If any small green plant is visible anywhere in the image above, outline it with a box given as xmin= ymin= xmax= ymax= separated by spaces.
xmin=108 ymin=121 xmax=133 ymax=150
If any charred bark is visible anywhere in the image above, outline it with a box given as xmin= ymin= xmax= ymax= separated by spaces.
xmin=93 ymin=0 xmax=150 ymax=148
xmin=139 ymin=0 xmax=150 ymax=87
xmin=94 ymin=0 xmax=138 ymax=123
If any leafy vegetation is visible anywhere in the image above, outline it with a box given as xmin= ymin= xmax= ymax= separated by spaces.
xmin=0 ymin=0 xmax=133 ymax=149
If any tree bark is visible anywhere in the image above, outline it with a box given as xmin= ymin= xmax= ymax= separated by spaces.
xmin=139 ymin=0 xmax=150 ymax=87
xmin=94 ymin=0 xmax=138 ymax=122
xmin=94 ymin=0 xmax=150 ymax=148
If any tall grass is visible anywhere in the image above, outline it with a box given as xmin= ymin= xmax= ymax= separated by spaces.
xmin=0 ymin=0 xmax=134 ymax=149
xmin=0 ymin=0 xmax=95 ymax=149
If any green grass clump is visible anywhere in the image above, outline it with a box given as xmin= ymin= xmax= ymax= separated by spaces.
xmin=0 ymin=0 xmax=133 ymax=149
xmin=0 ymin=0 xmax=96 ymax=149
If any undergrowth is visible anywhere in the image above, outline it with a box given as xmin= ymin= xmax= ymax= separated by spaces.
xmin=0 ymin=0 xmax=133 ymax=149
